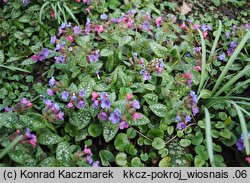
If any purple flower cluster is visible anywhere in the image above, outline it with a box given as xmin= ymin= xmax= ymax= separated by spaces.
xmin=109 ymin=109 xmax=122 ymax=124
xmin=189 ymin=91 xmax=199 ymax=116
xmin=130 ymin=53 xmax=164 ymax=81
xmin=31 ymin=48 xmax=50 ymax=62
xmin=75 ymin=145 xmax=100 ymax=167
xmin=25 ymin=128 xmax=37 ymax=148
xmin=43 ymin=100 xmax=64 ymax=122
xmin=87 ymin=50 xmax=100 ymax=62
xmin=64 ymin=90 xmax=86 ymax=109
xmin=227 ymin=41 xmax=237 ymax=56
xmin=176 ymin=114 xmax=192 ymax=130
xmin=91 ymin=92 xmax=111 ymax=109
xmin=236 ymin=133 xmax=250 ymax=151
xmin=14 ymin=98 xmax=32 ymax=112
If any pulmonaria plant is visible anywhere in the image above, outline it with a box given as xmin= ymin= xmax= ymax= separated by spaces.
xmin=96 ymin=93 xmax=142 ymax=130
xmin=43 ymin=100 xmax=64 ymax=122
xmin=74 ymin=145 xmax=100 ymax=167
xmin=31 ymin=48 xmax=50 ymax=62
xmin=129 ymin=54 xmax=164 ymax=81
xmin=13 ymin=98 xmax=32 ymax=113
xmin=10 ymin=129 xmax=37 ymax=148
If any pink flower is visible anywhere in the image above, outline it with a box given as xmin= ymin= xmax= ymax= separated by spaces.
xmin=57 ymin=111 xmax=64 ymax=120
xmin=47 ymin=88 xmax=54 ymax=96
xmin=184 ymin=71 xmax=192 ymax=79
xmin=83 ymin=145 xmax=92 ymax=155
xmin=85 ymin=8 xmax=90 ymax=13
xmin=194 ymin=66 xmax=201 ymax=71
xmin=246 ymin=157 xmax=250 ymax=164
xmin=202 ymin=31 xmax=208 ymax=38
xmin=180 ymin=22 xmax=187 ymax=29
xmin=66 ymin=102 xmax=75 ymax=108
xmin=29 ymin=134 xmax=37 ymax=148
xmin=31 ymin=55 xmax=39 ymax=62
xmin=66 ymin=35 xmax=74 ymax=42
xmin=50 ymin=11 xmax=55 ymax=18
xmin=119 ymin=121 xmax=129 ymax=130
xmin=132 ymin=113 xmax=142 ymax=122
xmin=92 ymin=92 xmax=99 ymax=100
xmin=29 ymin=137 xmax=37 ymax=148
xmin=155 ymin=17 xmax=162 ymax=27
xmin=193 ymin=24 xmax=200 ymax=30
xmin=94 ymin=25 xmax=104 ymax=33
xmin=126 ymin=94 xmax=133 ymax=101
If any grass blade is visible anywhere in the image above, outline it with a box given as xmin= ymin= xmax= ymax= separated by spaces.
xmin=212 ymin=29 xmax=250 ymax=95
xmin=0 ymin=135 xmax=23 ymax=160
xmin=214 ymin=65 xmax=250 ymax=96
xmin=0 ymin=64 xmax=30 ymax=73
xmin=39 ymin=1 xmax=50 ymax=23
xmin=226 ymin=79 xmax=250 ymax=96
xmin=57 ymin=2 xmax=67 ymax=23
xmin=204 ymin=107 xmax=214 ymax=166
xmin=209 ymin=20 xmax=222 ymax=61
xmin=232 ymin=101 xmax=250 ymax=155
xmin=63 ymin=3 xmax=79 ymax=25
xmin=198 ymin=29 xmax=207 ymax=94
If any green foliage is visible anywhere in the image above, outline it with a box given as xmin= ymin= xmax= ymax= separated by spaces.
xmin=0 ymin=0 xmax=249 ymax=168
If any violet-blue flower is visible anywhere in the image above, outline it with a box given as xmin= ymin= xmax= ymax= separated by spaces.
xmin=78 ymin=90 xmax=86 ymax=98
xmin=92 ymin=161 xmax=100 ymax=167
xmin=100 ymin=14 xmax=108 ymax=20
xmin=236 ymin=139 xmax=244 ymax=151
xmin=54 ymin=56 xmax=65 ymax=63
xmin=101 ymin=99 xmax=111 ymax=109
xmin=97 ymin=111 xmax=108 ymax=121
xmin=230 ymin=41 xmax=237 ymax=48
xmin=218 ymin=53 xmax=226 ymax=61
xmin=50 ymin=36 xmax=56 ymax=44
xmin=49 ymin=76 xmax=55 ymax=87
xmin=175 ymin=115 xmax=181 ymax=122
xmin=73 ymin=26 xmax=81 ymax=34
xmin=92 ymin=99 xmax=99 ymax=109
xmin=109 ymin=109 xmax=121 ymax=124
xmin=131 ymin=100 xmax=140 ymax=109
xmin=177 ymin=122 xmax=186 ymax=130
xmin=61 ymin=91 xmax=69 ymax=100
xmin=140 ymin=70 xmax=151 ymax=81
xmin=77 ymin=100 xmax=86 ymax=109
xmin=185 ymin=115 xmax=191 ymax=123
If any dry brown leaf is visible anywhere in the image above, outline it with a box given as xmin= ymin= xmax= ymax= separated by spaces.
xmin=180 ymin=1 xmax=192 ymax=15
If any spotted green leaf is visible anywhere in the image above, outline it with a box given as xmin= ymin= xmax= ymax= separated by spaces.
xmin=20 ymin=115 xmax=46 ymax=130
xmin=56 ymin=142 xmax=72 ymax=166
xmin=149 ymin=42 xmax=168 ymax=57
xmin=38 ymin=132 xmax=63 ymax=145
xmin=69 ymin=110 xmax=91 ymax=130
xmin=78 ymin=77 xmax=95 ymax=98
xmin=100 ymin=49 xmax=114 ymax=57
xmin=103 ymin=125 xmax=119 ymax=142
xmin=149 ymin=103 xmax=168 ymax=117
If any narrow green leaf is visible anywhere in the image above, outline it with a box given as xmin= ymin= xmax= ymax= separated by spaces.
xmin=214 ymin=65 xmax=250 ymax=96
xmin=204 ymin=107 xmax=214 ymax=166
xmin=209 ymin=20 xmax=222 ymax=61
xmin=232 ymin=102 xmax=250 ymax=155
xmin=212 ymin=30 xmax=250 ymax=95
xmin=0 ymin=135 xmax=23 ymax=160
xmin=197 ymin=29 xmax=207 ymax=94
xmin=39 ymin=1 xmax=50 ymax=23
